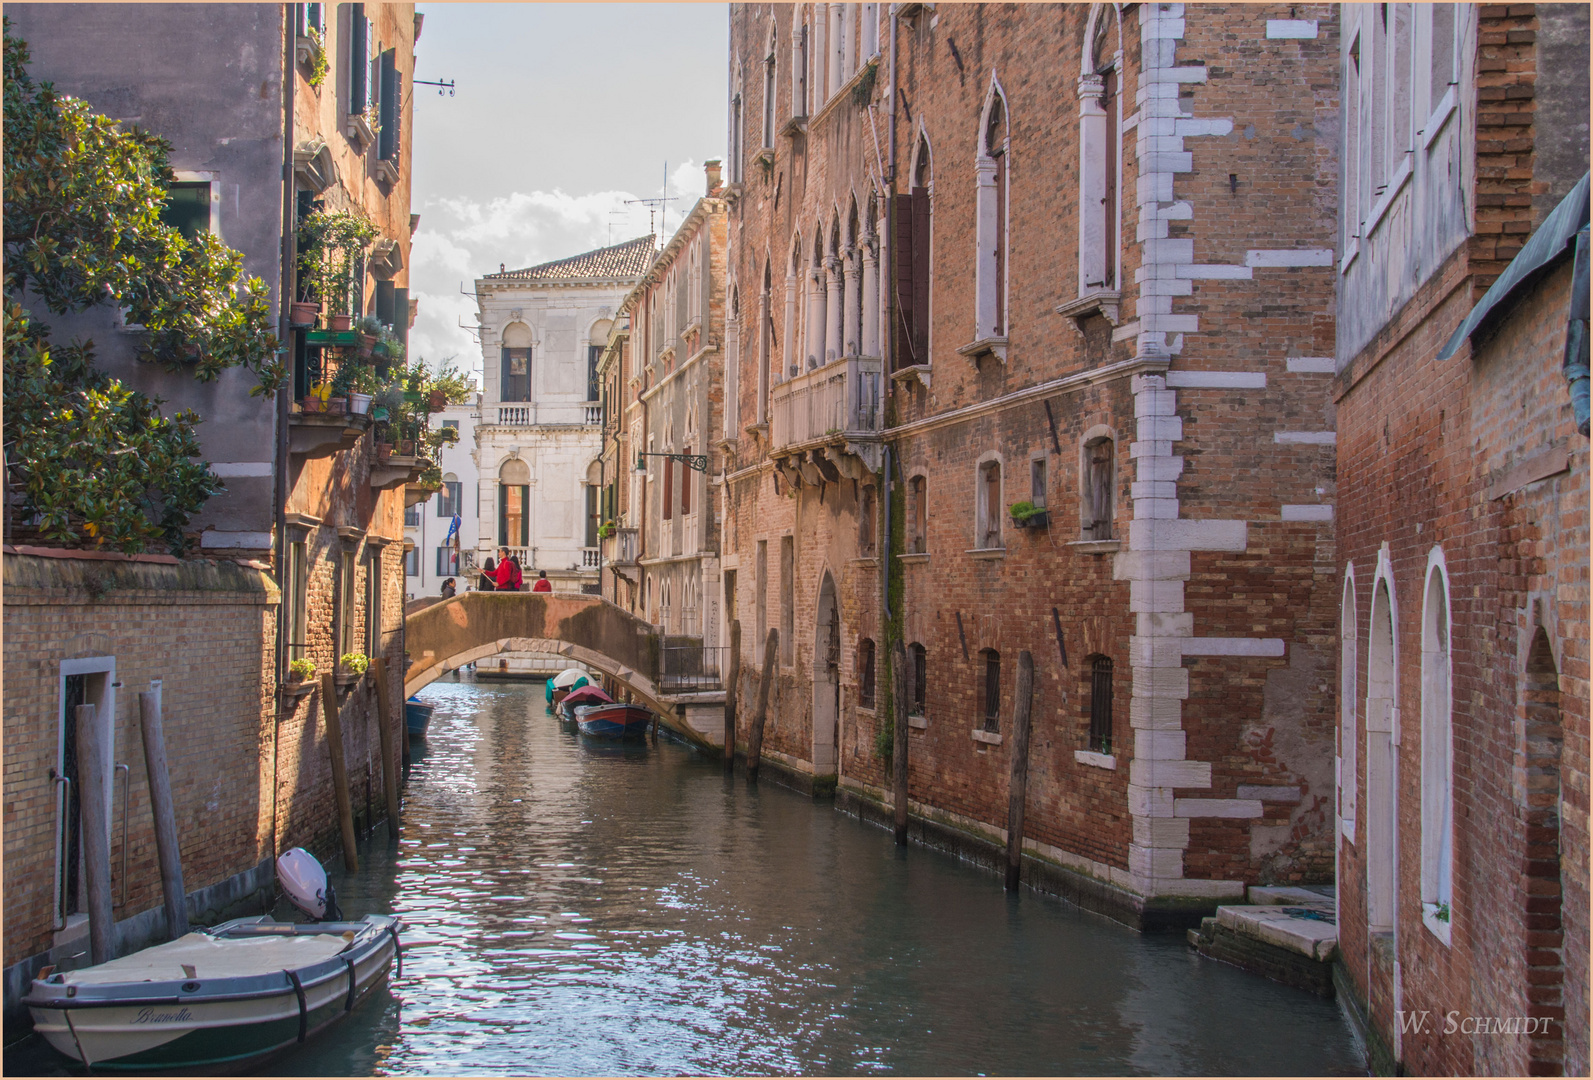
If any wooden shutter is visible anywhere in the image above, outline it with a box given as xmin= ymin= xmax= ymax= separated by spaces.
xmin=379 ymin=50 xmax=398 ymax=160
xmin=911 ymin=187 xmax=931 ymax=356
xmin=349 ymin=5 xmax=368 ymax=109
xmin=893 ymin=193 xmax=916 ymax=367
xmin=680 ymin=447 xmax=691 ymax=514
xmin=662 ymin=455 xmax=674 ymax=520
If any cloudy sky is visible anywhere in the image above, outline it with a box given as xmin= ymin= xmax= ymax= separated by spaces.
xmin=408 ymin=3 xmax=729 ymax=381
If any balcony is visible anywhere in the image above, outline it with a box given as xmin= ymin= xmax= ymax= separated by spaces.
xmin=582 ymin=547 xmax=600 ymax=569
xmin=498 ymin=405 xmax=531 ymax=426
xmin=491 ymin=403 xmax=605 ymax=428
xmin=585 ymin=404 xmax=603 ymax=425
xmin=370 ymin=454 xmax=420 ymax=492
xmin=605 ymin=527 xmax=639 ymax=567
xmin=289 ymin=411 xmax=368 ymax=461
xmin=769 ymin=355 xmax=884 ymax=484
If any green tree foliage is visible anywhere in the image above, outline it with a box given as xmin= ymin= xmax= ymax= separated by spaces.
xmin=4 ymin=300 xmax=222 ymax=553
xmin=425 ymin=357 xmax=477 ymax=404
xmin=3 ymin=21 xmax=284 ymax=391
xmin=2 ymin=20 xmax=285 ymax=553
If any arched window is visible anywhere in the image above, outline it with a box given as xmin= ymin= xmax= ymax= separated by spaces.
xmin=825 ymin=216 xmax=843 ymax=365
xmin=908 ymin=642 xmax=927 ymax=715
xmin=845 ymin=198 xmax=862 ymax=357
xmin=499 ymin=457 xmax=530 ymax=547
xmin=1082 ymin=434 xmax=1115 ymax=540
xmin=858 ymin=637 xmax=876 ymax=708
xmin=783 ymin=235 xmax=802 ymax=381
xmin=894 ymin=136 xmax=932 ymax=369
xmin=1340 ymin=566 xmax=1359 ymax=842
xmin=1077 ymin=5 xmax=1122 ymax=295
xmin=1420 ymin=557 xmax=1453 ymax=941
xmin=806 ymin=230 xmax=827 ymax=370
xmin=762 ymin=30 xmax=777 ymax=149
xmin=908 ymin=474 xmax=927 ymax=553
xmin=981 ymin=648 xmax=1001 ymax=733
xmin=791 ymin=7 xmax=808 ymax=119
xmin=729 ymin=69 xmax=744 ymax=185
xmin=1365 ymin=574 xmax=1397 ymax=933
xmin=976 ymin=458 xmax=1003 ymax=550
xmin=1522 ymin=628 xmax=1564 ymax=1071
xmin=975 ymin=79 xmax=1010 ymax=342
xmin=500 ymin=321 xmax=533 ymax=402
xmin=1087 ymin=655 xmax=1114 ymax=754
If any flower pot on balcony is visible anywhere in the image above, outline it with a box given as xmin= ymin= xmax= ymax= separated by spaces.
xmin=326 ymin=396 xmax=347 ymax=415
xmin=289 ymin=301 xmax=320 ymax=327
xmin=301 ymin=395 xmax=325 ymax=413
xmin=399 ymin=439 xmax=415 ymax=456
xmin=328 ymin=313 xmax=354 ymax=332
xmin=281 ymin=675 xmax=315 ymax=702
xmin=348 ymin=392 xmax=372 ymax=415
xmin=1011 ymin=510 xmax=1049 ymax=529
xmin=429 ymin=389 xmax=447 ymax=411
xmin=375 ymin=441 xmax=393 ymax=462
xmin=358 ymin=334 xmax=376 ymax=358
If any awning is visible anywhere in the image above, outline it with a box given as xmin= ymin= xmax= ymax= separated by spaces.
xmin=1438 ymin=172 xmax=1590 ymax=361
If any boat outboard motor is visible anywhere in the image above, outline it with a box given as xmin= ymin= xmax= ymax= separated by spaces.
xmin=276 ymin=847 xmax=343 ymax=922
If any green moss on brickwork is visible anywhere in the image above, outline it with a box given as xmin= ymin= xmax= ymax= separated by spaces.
xmin=2 ymin=552 xmax=276 ymax=599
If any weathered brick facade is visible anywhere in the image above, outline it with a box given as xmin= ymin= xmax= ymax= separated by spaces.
xmin=1332 ymin=3 xmax=1589 ymax=1074
xmin=719 ymin=3 xmax=1343 ymax=923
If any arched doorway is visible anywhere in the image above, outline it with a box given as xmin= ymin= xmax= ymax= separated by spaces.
xmin=1523 ymin=629 xmax=1564 ymax=1074
xmin=813 ymin=572 xmax=840 ymax=776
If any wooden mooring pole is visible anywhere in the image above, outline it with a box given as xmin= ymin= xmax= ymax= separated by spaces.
xmin=320 ymin=672 xmax=359 ymax=872
xmin=746 ymin=628 xmax=778 ymax=784
xmin=369 ymin=657 xmax=402 ymax=838
xmin=76 ymin=704 xmax=115 ymax=964
xmin=138 ymin=682 xmax=188 ymax=939
xmin=891 ymin=639 xmax=910 ymax=845
xmin=1005 ymin=651 xmax=1035 ymax=892
xmin=724 ymin=621 xmax=741 ymax=773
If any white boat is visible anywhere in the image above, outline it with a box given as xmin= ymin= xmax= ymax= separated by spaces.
xmin=24 ymin=849 xmax=400 ymax=1072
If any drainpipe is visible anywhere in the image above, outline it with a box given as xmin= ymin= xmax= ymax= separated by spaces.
xmin=271 ymin=1 xmax=297 ymax=864
xmin=880 ymin=5 xmax=901 ymax=690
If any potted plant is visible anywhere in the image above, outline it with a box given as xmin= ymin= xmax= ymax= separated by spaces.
xmin=289 ymin=300 xmax=320 ymax=327
xmin=302 ymin=380 xmax=332 ymax=413
xmin=1009 ymin=500 xmax=1050 ymax=529
xmin=283 ymin=657 xmax=317 ymax=698
xmin=335 ymin=651 xmax=369 ymax=688
xmin=298 ymin=209 xmax=377 ymax=336
xmin=596 ymin=519 xmax=616 ymax=541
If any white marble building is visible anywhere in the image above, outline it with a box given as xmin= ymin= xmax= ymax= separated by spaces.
xmin=472 ymin=237 xmax=655 ymax=589
xmin=404 ymin=397 xmax=480 ymax=598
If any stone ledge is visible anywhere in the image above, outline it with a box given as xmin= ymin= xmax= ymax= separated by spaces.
xmin=1189 ymin=917 xmax=1335 ymax=997
xmin=1216 ymin=904 xmax=1338 ymax=961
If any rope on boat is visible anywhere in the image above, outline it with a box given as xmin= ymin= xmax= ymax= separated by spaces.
xmin=285 ymin=969 xmax=307 ymax=1042
xmin=343 ymin=955 xmax=358 ymax=1012
xmin=386 ymin=923 xmax=403 ymax=979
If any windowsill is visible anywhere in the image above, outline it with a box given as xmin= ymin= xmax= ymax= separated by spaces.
xmin=971 ymin=728 xmax=1003 ymax=745
xmin=955 ymin=336 xmax=1008 ymax=364
xmin=908 ymin=714 xmax=928 ymax=730
xmin=857 ymin=705 xmax=876 ymax=717
xmin=1420 ymin=86 xmax=1457 ymax=150
xmin=1056 ymin=290 xmax=1122 ymax=335
xmin=294 ymin=34 xmax=323 ymax=73
xmin=1074 ymin=749 xmax=1117 ymax=770
xmin=1339 ymin=237 xmax=1360 ymax=276
xmin=754 ymin=146 xmax=776 ymax=166
xmin=891 ymin=363 xmax=932 ymax=390
xmin=898 ymin=551 xmax=930 ymax=563
xmin=967 ymin=547 xmax=1006 ymax=560
xmin=744 ymin=421 xmax=769 ymax=439
xmin=345 ymin=111 xmax=375 ymax=150
xmin=375 ymin=158 xmax=400 ymax=186
xmin=851 ymin=556 xmax=879 ymax=567
xmin=1421 ymin=903 xmax=1453 ymax=946
xmin=1067 ymin=539 xmax=1120 ymax=555
xmin=810 ymin=59 xmax=879 ymax=129
xmin=781 ymin=114 xmax=809 ymax=138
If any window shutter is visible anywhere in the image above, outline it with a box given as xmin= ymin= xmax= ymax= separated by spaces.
xmin=379 ymin=50 xmax=399 ymax=161
xmin=911 ymin=187 xmax=931 ymax=355
xmin=662 ymin=455 xmax=674 ymax=520
xmin=349 ymin=5 xmax=368 ymax=109
xmin=393 ymin=287 xmax=408 ymax=351
xmin=680 ymin=447 xmax=691 ymax=514
xmin=893 ymin=193 xmax=916 ymax=367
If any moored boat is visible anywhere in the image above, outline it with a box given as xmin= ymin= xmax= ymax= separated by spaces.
xmin=546 ymin=668 xmax=590 ymax=709
xmin=575 ymin=702 xmax=653 ymax=739
xmin=557 ymin=684 xmax=613 ymax=724
xmin=23 ymin=914 xmax=400 ymax=1073
xmin=405 ymin=697 xmax=433 ymax=738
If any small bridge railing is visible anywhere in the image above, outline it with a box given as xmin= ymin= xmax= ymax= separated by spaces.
xmin=658 ymin=643 xmax=727 ymax=693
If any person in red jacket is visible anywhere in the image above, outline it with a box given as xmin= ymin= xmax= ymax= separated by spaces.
xmin=531 ymin=570 xmax=552 ymax=593
xmin=492 ymin=547 xmax=522 ymax=591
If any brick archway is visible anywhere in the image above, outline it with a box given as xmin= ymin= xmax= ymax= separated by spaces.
xmin=1523 ymin=628 xmax=1565 ymax=1075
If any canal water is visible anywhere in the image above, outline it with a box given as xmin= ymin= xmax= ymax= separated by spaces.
xmin=9 ymin=678 xmax=1363 ymax=1076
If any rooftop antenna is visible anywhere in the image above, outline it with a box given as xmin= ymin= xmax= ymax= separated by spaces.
xmin=607 ymin=207 xmax=627 ymax=247
xmin=623 ymin=161 xmax=678 ymax=241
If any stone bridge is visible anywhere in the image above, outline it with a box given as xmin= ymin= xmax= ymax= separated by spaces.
xmin=404 ymin=592 xmax=710 ymax=730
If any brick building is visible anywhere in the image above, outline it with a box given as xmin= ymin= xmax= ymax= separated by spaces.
xmin=606 ymin=169 xmax=731 ymax=659
xmin=3 ymin=2 xmax=419 ymax=1028
xmin=1330 ymin=3 xmax=1589 ymax=1073
xmin=720 ymin=2 xmax=1344 ymax=926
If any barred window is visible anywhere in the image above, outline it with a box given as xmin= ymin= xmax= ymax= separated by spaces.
xmin=858 ymin=637 xmax=876 ymax=708
xmin=909 ymin=642 xmax=927 ymax=716
xmin=981 ymin=648 xmax=1001 ymax=733
xmin=1088 ymin=655 xmax=1114 ymax=754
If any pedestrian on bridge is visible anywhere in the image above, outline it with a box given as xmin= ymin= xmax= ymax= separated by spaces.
xmin=532 ymin=570 xmax=552 ymax=593
xmin=479 ymin=557 xmax=497 ymax=592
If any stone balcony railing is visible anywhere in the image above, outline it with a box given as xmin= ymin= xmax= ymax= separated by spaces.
xmin=769 ymin=355 xmax=884 ymax=483
xmin=491 ymin=402 xmax=605 ymax=428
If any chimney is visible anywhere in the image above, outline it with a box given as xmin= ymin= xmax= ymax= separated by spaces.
xmin=705 ymin=159 xmax=723 ymax=195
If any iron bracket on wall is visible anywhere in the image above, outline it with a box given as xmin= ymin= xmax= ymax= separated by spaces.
xmin=636 ymin=452 xmax=708 ymax=473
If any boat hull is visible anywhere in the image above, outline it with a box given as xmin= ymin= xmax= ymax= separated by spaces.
xmin=575 ymin=703 xmax=652 ymax=739
xmin=404 ymin=699 xmax=433 ymax=738
xmin=25 ymin=916 xmax=399 ymax=1073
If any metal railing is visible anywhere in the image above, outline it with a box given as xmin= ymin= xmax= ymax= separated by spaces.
xmin=770 ymin=355 xmax=883 ymax=451
xmin=658 ymin=642 xmax=728 ymax=693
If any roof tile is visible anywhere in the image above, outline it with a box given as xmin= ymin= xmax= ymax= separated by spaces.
xmin=486 ymin=235 xmax=657 ymax=284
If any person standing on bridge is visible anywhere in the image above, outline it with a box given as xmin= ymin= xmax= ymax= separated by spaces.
xmin=479 ymin=557 xmax=497 ymax=592
xmin=439 ymin=578 xmax=456 ymax=599
xmin=532 ymin=570 xmax=552 ymax=593
xmin=493 ymin=547 xmax=523 ymax=591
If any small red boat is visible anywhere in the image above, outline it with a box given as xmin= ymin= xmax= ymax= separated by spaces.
xmin=575 ymin=702 xmax=653 ymax=739
xmin=557 ymin=684 xmax=613 ymax=723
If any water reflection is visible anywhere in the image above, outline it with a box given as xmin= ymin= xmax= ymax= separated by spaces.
xmin=7 ymin=678 xmax=1362 ymax=1077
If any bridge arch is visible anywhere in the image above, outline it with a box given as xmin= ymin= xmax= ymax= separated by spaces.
xmin=404 ymin=592 xmax=666 ymax=712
